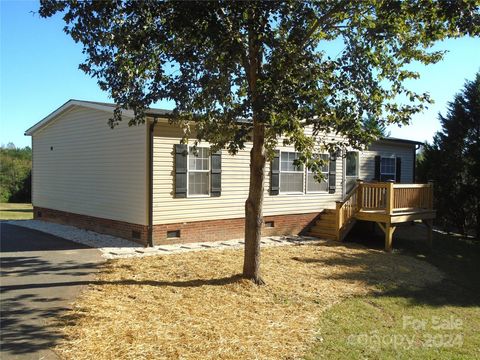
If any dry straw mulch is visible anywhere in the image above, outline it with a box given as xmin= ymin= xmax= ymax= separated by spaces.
xmin=55 ymin=241 xmax=442 ymax=359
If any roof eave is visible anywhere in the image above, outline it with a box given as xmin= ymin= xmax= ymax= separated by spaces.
xmin=379 ymin=137 xmax=423 ymax=146
xmin=24 ymin=100 xmax=140 ymax=136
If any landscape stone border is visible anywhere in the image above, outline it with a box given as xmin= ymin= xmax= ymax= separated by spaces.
xmin=5 ymin=220 xmax=322 ymax=259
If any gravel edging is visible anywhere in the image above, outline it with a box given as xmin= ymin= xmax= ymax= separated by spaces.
xmin=5 ymin=220 xmax=322 ymax=259
xmin=5 ymin=219 xmax=140 ymax=254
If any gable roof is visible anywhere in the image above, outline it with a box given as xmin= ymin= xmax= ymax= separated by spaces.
xmin=24 ymin=99 xmax=172 ymax=136
xmin=25 ymin=100 xmax=424 ymax=147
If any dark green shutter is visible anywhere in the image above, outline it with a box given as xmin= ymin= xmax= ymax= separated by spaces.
xmin=175 ymin=144 xmax=188 ymax=198
xmin=328 ymin=152 xmax=336 ymax=194
xmin=270 ymin=150 xmax=280 ymax=195
xmin=395 ymin=157 xmax=402 ymax=183
xmin=374 ymin=155 xmax=381 ymax=181
xmin=210 ymin=150 xmax=222 ymax=197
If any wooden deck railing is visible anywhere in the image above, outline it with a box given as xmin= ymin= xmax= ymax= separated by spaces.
xmin=359 ymin=181 xmax=434 ymax=214
xmin=393 ymin=184 xmax=434 ymax=211
xmin=359 ymin=182 xmax=388 ymax=210
xmin=334 ymin=181 xmax=434 ymax=240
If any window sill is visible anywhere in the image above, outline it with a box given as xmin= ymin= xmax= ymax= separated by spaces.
xmin=275 ymin=191 xmax=331 ymax=196
xmin=187 ymin=194 xmax=211 ymax=198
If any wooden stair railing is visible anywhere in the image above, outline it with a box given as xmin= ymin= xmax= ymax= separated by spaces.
xmin=335 ymin=182 xmax=360 ymax=241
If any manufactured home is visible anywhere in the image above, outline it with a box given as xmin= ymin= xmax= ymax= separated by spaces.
xmin=25 ymin=100 xmax=435 ymax=251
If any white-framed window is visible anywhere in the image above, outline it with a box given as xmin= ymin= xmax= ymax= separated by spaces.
xmin=307 ymin=154 xmax=329 ymax=193
xmin=280 ymin=151 xmax=304 ymax=193
xmin=187 ymin=147 xmax=210 ymax=196
xmin=380 ymin=157 xmax=396 ymax=181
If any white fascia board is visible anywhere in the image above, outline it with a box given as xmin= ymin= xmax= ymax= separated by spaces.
xmin=24 ymin=100 xmax=135 ymax=136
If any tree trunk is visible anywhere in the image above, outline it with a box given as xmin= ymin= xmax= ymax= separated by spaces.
xmin=476 ymin=203 xmax=480 ymax=240
xmin=243 ymin=122 xmax=266 ymax=284
xmin=242 ymin=5 xmax=266 ymax=284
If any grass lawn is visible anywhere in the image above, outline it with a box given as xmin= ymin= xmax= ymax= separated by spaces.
xmin=52 ymin=235 xmax=444 ymax=360
xmin=0 ymin=203 xmax=33 ymax=220
xmin=307 ymin=224 xmax=480 ymax=359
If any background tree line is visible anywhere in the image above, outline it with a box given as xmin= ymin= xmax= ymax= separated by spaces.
xmin=0 ymin=143 xmax=32 ymax=203
xmin=417 ymin=72 xmax=479 ymax=238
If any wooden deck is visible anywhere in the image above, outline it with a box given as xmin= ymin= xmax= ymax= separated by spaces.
xmin=334 ymin=181 xmax=436 ymax=251
xmin=355 ymin=208 xmax=436 ymax=223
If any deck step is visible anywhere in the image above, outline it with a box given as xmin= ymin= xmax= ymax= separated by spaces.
xmin=319 ymin=213 xmax=336 ymax=218
xmin=314 ymin=220 xmax=336 ymax=226
xmin=308 ymin=232 xmax=336 ymax=240
xmin=315 ymin=218 xmax=336 ymax=225
xmin=322 ymin=209 xmax=337 ymax=214
xmin=316 ymin=218 xmax=337 ymax=224
xmin=313 ymin=224 xmax=337 ymax=231
xmin=310 ymin=228 xmax=337 ymax=236
xmin=307 ymin=209 xmax=338 ymax=239
xmin=309 ymin=226 xmax=337 ymax=235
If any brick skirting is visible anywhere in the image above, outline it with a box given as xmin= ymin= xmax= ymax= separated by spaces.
xmin=33 ymin=206 xmax=320 ymax=247
xmin=33 ymin=207 xmax=149 ymax=246
xmin=152 ymin=212 xmax=320 ymax=246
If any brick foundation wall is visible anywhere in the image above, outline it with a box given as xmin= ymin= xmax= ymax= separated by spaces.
xmin=152 ymin=213 xmax=320 ymax=246
xmin=33 ymin=207 xmax=149 ymax=246
xmin=33 ymin=206 xmax=320 ymax=247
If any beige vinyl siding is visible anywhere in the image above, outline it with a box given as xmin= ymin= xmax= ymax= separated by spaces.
xmin=152 ymin=123 xmax=343 ymax=225
xmin=32 ymin=106 xmax=148 ymax=225
xmin=359 ymin=141 xmax=415 ymax=183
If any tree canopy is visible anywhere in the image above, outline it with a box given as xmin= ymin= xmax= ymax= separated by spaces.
xmin=39 ymin=0 xmax=480 ymax=282
xmin=418 ymin=72 xmax=480 ymax=237
xmin=40 ymin=1 xmax=478 ymax=153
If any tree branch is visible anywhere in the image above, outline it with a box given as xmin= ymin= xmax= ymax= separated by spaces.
xmin=218 ymin=7 xmax=250 ymax=79
xmin=301 ymin=1 xmax=350 ymax=48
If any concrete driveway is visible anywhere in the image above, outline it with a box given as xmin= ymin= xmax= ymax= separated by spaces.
xmin=0 ymin=222 xmax=103 ymax=359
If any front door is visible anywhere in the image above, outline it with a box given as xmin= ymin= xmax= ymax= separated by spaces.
xmin=345 ymin=151 xmax=359 ymax=194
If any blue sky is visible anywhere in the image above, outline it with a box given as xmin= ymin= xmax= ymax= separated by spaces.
xmin=1 ymin=1 xmax=479 ymax=148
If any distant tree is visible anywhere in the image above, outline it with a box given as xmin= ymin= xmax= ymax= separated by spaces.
xmin=418 ymin=72 xmax=480 ymax=237
xmin=40 ymin=0 xmax=480 ymax=282
xmin=363 ymin=116 xmax=391 ymax=139
xmin=9 ymin=172 xmax=32 ymax=203
xmin=0 ymin=145 xmax=32 ymax=203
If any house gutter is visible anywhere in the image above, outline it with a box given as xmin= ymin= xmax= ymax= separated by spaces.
xmin=147 ymin=117 xmax=158 ymax=247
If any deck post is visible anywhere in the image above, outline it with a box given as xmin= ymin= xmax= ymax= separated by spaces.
xmin=423 ymin=219 xmax=433 ymax=250
xmin=428 ymin=180 xmax=435 ymax=209
xmin=356 ymin=180 xmax=363 ymax=211
xmin=376 ymin=222 xmax=396 ymax=252
xmin=384 ymin=223 xmax=396 ymax=252
xmin=335 ymin=201 xmax=343 ymax=241
xmin=386 ymin=181 xmax=394 ymax=215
